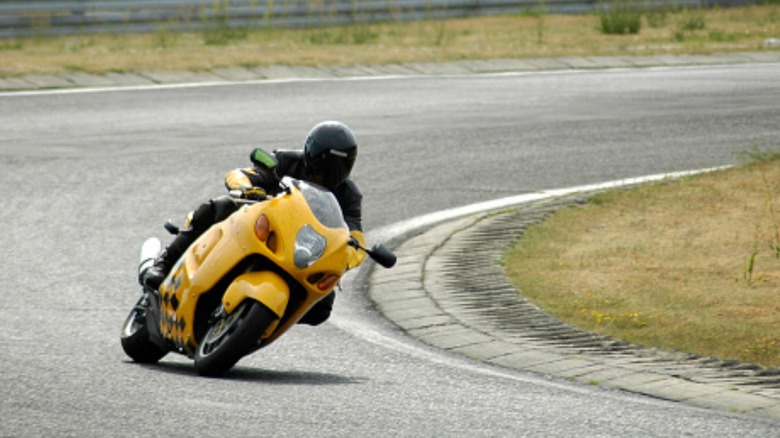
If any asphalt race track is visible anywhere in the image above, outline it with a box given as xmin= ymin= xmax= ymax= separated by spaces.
xmin=1 ymin=63 xmax=779 ymax=436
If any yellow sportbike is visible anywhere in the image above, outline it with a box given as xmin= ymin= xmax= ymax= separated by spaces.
xmin=121 ymin=177 xmax=396 ymax=376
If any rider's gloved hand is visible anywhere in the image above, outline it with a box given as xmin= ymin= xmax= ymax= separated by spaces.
xmin=225 ymin=169 xmax=253 ymax=190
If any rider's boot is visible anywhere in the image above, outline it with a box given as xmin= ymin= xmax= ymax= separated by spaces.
xmin=138 ymin=196 xmax=238 ymax=291
xmin=139 ymin=251 xmax=173 ymax=291
xmin=298 ymin=292 xmax=335 ymax=325
xmin=138 ymin=230 xmax=195 ymax=290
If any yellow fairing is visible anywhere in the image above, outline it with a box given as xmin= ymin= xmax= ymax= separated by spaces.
xmin=222 ymin=271 xmax=289 ymax=317
xmin=158 ymin=180 xmax=351 ymax=354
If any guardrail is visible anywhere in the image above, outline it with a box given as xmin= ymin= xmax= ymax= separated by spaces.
xmin=0 ymin=0 xmax=737 ymax=39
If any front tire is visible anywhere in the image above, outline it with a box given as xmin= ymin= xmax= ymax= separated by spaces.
xmin=194 ymin=300 xmax=277 ymax=377
xmin=121 ymin=294 xmax=168 ymax=364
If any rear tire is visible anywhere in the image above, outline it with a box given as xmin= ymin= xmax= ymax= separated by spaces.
xmin=194 ymin=300 xmax=277 ymax=377
xmin=121 ymin=294 xmax=168 ymax=364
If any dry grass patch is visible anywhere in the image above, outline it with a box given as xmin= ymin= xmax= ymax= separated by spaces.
xmin=0 ymin=5 xmax=778 ymax=77
xmin=504 ymin=157 xmax=780 ymax=368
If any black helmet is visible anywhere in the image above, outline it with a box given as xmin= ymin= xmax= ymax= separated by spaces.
xmin=303 ymin=121 xmax=358 ymax=189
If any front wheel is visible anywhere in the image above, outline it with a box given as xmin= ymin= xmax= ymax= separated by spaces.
xmin=194 ymin=300 xmax=277 ymax=377
xmin=121 ymin=294 xmax=168 ymax=364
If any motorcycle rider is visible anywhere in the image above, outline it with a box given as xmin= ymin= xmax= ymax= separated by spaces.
xmin=139 ymin=120 xmax=366 ymax=325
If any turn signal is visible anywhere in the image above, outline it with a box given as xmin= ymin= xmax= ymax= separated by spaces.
xmin=255 ymin=214 xmax=270 ymax=242
xmin=317 ymin=274 xmax=341 ymax=291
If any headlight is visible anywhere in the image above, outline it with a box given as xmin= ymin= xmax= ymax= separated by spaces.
xmin=294 ymin=225 xmax=326 ymax=269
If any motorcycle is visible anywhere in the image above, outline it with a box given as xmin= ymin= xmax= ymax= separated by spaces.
xmin=121 ymin=177 xmax=396 ymax=376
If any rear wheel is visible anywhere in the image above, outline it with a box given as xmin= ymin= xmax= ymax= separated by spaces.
xmin=194 ymin=300 xmax=277 ymax=377
xmin=121 ymin=294 xmax=168 ymax=364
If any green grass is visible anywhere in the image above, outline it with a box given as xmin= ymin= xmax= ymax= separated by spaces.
xmin=599 ymin=0 xmax=643 ymax=35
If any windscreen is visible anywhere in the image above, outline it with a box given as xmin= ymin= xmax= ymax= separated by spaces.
xmin=289 ymin=178 xmax=348 ymax=230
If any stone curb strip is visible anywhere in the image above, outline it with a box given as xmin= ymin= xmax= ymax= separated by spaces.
xmin=2 ymin=51 xmax=780 ymax=92
xmin=370 ymin=193 xmax=780 ymax=420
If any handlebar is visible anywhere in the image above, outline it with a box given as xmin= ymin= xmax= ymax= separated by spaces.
xmin=350 ymin=238 xmax=396 ymax=269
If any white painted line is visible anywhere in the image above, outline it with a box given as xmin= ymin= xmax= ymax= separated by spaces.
xmin=1 ymin=62 xmax=773 ymax=98
xmin=334 ymin=166 xmax=732 ymax=392
xmin=371 ymin=166 xmax=731 ymax=240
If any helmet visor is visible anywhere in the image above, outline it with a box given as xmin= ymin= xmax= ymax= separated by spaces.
xmin=309 ymin=148 xmax=356 ymax=189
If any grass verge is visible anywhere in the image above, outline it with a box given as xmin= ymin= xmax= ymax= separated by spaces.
xmin=0 ymin=5 xmax=778 ymax=77
xmin=504 ymin=149 xmax=780 ymax=368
